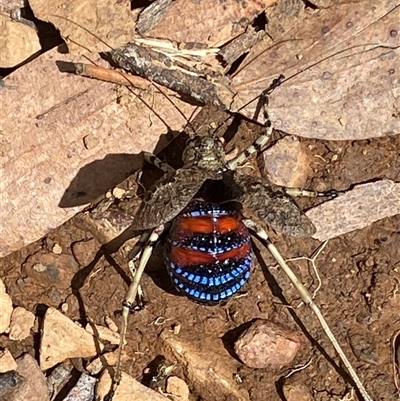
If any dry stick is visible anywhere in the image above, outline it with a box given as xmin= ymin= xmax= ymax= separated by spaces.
xmin=243 ymin=219 xmax=374 ymax=401
xmin=74 ymin=62 xmax=149 ymax=88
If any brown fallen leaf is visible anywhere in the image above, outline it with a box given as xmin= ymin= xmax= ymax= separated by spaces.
xmin=29 ymin=0 xmax=138 ymax=54
xmin=231 ymin=1 xmax=400 ymax=140
xmin=306 ymin=180 xmax=400 ymax=241
xmin=136 ymin=0 xmax=275 ymax=48
xmin=0 ymin=48 xmax=196 ymax=257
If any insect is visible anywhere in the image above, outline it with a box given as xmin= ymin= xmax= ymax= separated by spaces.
xmin=52 ymin=13 xmax=376 ymax=401
xmin=107 ymin=99 xmax=373 ymax=401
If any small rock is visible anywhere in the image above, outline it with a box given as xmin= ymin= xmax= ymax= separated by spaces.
xmin=0 ymin=278 xmax=13 ymax=333
xmin=166 ymin=376 xmax=190 ymax=401
xmin=262 ymin=136 xmax=311 ymax=188
xmin=0 ymin=349 xmax=17 ymax=372
xmin=71 ymin=239 xmax=98 ymax=267
xmin=40 ymin=308 xmax=103 ymax=370
xmin=85 ymin=323 xmax=120 ymax=345
xmin=160 ymin=329 xmax=249 ymax=401
xmin=96 ymin=370 xmax=169 ymax=401
xmin=46 ymin=363 xmax=73 ymax=400
xmin=86 ymin=351 xmax=118 ymax=375
xmin=105 ymin=316 xmax=118 ymax=333
xmin=11 ymin=353 xmax=50 ymax=401
xmin=63 ymin=373 xmax=96 ymax=401
xmin=9 ymin=307 xmax=35 ymax=341
xmin=283 ymin=382 xmax=313 ymax=401
xmin=234 ymin=319 xmax=301 ymax=370
xmin=112 ymin=187 xmax=126 ymax=199
xmin=0 ymin=370 xmax=24 ymax=399
xmin=23 ymin=252 xmax=80 ymax=289
xmin=52 ymin=244 xmax=62 ymax=254
xmin=0 ymin=14 xmax=41 ymax=68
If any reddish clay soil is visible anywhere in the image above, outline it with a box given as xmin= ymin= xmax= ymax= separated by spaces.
xmin=1 ymin=108 xmax=399 ymax=401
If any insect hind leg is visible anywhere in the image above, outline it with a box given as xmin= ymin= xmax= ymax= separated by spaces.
xmin=243 ymin=218 xmax=373 ymax=401
xmin=114 ymin=224 xmax=165 ymax=386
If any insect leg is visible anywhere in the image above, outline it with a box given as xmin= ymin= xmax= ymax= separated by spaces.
xmin=127 ymin=230 xmax=153 ymax=307
xmin=227 ymin=118 xmax=273 ymax=170
xmin=143 ymin=152 xmax=175 ymax=174
xmin=227 ymin=87 xmax=274 ymax=170
xmin=243 ymin=218 xmax=373 ymax=401
xmin=284 ymin=187 xmax=339 ymax=199
xmin=114 ymin=224 xmax=165 ymax=385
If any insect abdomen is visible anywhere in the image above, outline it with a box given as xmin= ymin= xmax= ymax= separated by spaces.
xmin=166 ymin=200 xmax=252 ymax=304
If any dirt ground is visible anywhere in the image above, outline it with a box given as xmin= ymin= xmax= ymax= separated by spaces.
xmin=1 ymin=105 xmax=399 ymax=401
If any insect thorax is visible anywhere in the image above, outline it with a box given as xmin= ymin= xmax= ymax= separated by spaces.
xmin=181 ymin=135 xmax=228 ymax=172
xmin=165 ymin=200 xmax=252 ymax=304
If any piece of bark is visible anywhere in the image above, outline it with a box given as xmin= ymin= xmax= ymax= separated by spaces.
xmin=0 ymin=48 xmax=196 ymax=257
xmin=231 ymin=1 xmax=400 ymax=140
xmin=0 ymin=13 xmax=41 ymax=68
xmin=307 ymin=180 xmax=400 ymax=241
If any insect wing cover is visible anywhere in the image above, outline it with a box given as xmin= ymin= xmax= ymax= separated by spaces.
xmin=131 ymin=166 xmax=223 ymax=230
xmin=225 ymin=171 xmax=316 ymax=237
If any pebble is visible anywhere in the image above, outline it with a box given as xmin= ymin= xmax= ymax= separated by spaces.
xmin=96 ymin=370 xmax=169 ymax=401
xmin=63 ymin=373 xmax=96 ymax=401
xmin=0 ymin=349 xmax=17 ymax=373
xmin=46 ymin=363 xmax=73 ymax=400
xmin=160 ymin=328 xmax=249 ymax=401
xmin=0 ymin=13 xmax=41 ymax=68
xmin=40 ymin=307 xmax=103 ymax=370
xmin=166 ymin=376 xmax=190 ymax=401
xmin=0 ymin=370 xmax=24 ymax=399
xmin=23 ymin=252 xmax=80 ymax=289
xmin=9 ymin=307 xmax=35 ymax=341
xmin=283 ymin=382 xmax=313 ymax=401
xmin=86 ymin=351 xmax=118 ymax=375
xmin=9 ymin=353 xmax=50 ymax=401
xmin=52 ymin=244 xmax=62 ymax=254
xmin=0 ymin=278 xmax=13 ymax=334
xmin=234 ymin=319 xmax=301 ymax=370
xmin=262 ymin=136 xmax=311 ymax=188
xmin=105 ymin=316 xmax=118 ymax=333
xmin=85 ymin=323 xmax=120 ymax=345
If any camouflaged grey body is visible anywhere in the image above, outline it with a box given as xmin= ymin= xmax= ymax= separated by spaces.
xmin=131 ymin=132 xmax=316 ymax=237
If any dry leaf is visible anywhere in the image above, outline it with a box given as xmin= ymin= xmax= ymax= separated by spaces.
xmin=0 ymin=49 xmax=196 ymax=257
xmin=231 ymin=1 xmax=400 ymax=139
